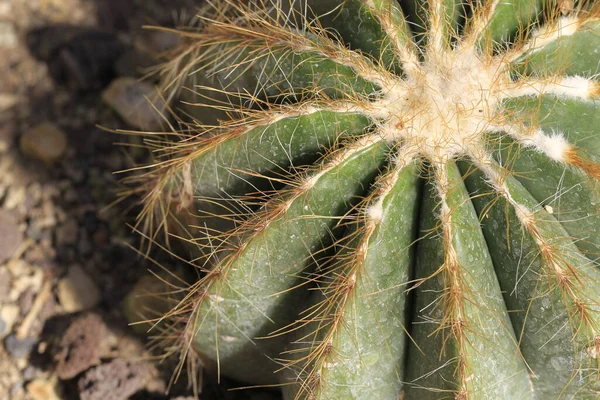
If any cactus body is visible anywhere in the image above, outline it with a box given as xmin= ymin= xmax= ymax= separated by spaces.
xmin=138 ymin=1 xmax=600 ymax=398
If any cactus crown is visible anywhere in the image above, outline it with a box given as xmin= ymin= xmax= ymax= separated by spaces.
xmin=130 ymin=1 xmax=600 ymax=399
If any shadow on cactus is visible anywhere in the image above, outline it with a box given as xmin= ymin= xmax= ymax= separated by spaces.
xmin=125 ymin=0 xmax=600 ymax=398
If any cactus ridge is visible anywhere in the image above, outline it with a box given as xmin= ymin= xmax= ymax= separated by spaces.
xmin=131 ymin=1 xmax=600 ymax=398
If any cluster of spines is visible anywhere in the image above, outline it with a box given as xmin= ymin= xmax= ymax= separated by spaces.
xmin=124 ymin=0 xmax=600 ymax=398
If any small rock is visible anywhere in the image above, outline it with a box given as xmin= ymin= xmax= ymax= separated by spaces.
xmin=78 ymin=359 xmax=151 ymax=400
xmin=0 ymin=304 xmax=19 ymax=338
xmin=55 ymin=313 xmax=106 ymax=379
xmin=17 ymin=288 xmax=35 ymax=315
xmin=6 ymin=259 xmax=32 ymax=277
xmin=25 ymin=220 xmax=43 ymax=241
xmin=0 ymin=210 xmax=24 ymax=263
xmin=0 ymin=2 xmax=13 ymax=18
xmin=3 ymin=185 xmax=26 ymax=210
xmin=0 ymin=22 xmax=17 ymax=48
xmin=0 ymin=344 xmax=23 ymax=396
xmin=0 ymin=93 xmax=18 ymax=112
xmin=27 ymin=26 xmax=124 ymax=90
xmin=20 ymin=122 xmax=68 ymax=165
xmin=57 ymin=265 xmax=101 ymax=313
xmin=24 ymin=242 xmax=56 ymax=264
xmin=101 ymin=77 xmax=165 ymax=131
xmin=5 ymin=334 xmax=37 ymax=360
xmin=10 ymin=269 xmax=43 ymax=302
xmin=26 ymin=377 xmax=62 ymax=400
xmin=22 ymin=365 xmax=42 ymax=381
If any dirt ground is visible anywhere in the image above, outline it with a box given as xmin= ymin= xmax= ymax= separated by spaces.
xmin=0 ymin=1 xmax=281 ymax=399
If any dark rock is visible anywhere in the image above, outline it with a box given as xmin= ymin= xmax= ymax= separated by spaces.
xmin=78 ymin=359 xmax=151 ymax=400
xmin=26 ymin=25 xmax=125 ymax=91
xmin=56 ymin=313 xmax=106 ymax=380
xmin=25 ymin=220 xmax=43 ymax=241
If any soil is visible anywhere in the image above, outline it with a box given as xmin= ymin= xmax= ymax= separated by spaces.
xmin=0 ymin=1 xmax=281 ymax=399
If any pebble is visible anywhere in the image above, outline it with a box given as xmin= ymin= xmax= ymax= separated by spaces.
xmin=26 ymin=220 xmax=43 ymax=241
xmin=0 ymin=21 xmax=17 ymax=48
xmin=0 ymin=92 xmax=18 ymax=112
xmin=10 ymin=268 xmax=43 ymax=302
xmin=56 ymin=313 xmax=106 ymax=379
xmin=6 ymin=259 xmax=32 ymax=277
xmin=57 ymin=265 xmax=101 ymax=313
xmin=3 ymin=185 xmax=26 ymax=210
xmin=0 ymin=304 xmax=19 ymax=338
xmin=78 ymin=359 xmax=150 ymax=400
xmin=20 ymin=122 xmax=68 ymax=165
xmin=27 ymin=377 xmax=62 ymax=400
xmin=101 ymin=77 xmax=165 ymax=131
xmin=5 ymin=334 xmax=37 ymax=360
xmin=0 ymin=2 xmax=13 ymax=18
xmin=0 ymin=210 xmax=24 ymax=263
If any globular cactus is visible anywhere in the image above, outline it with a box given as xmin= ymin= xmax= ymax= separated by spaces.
xmin=132 ymin=0 xmax=600 ymax=398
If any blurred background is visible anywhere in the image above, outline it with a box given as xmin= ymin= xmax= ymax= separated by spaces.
xmin=0 ymin=1 xmax=279 ymax=399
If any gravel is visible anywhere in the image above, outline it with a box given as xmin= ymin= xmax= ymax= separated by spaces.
xmin=0 ymin=1 xmax=283 ymax=399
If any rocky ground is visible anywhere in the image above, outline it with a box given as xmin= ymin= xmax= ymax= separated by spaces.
xmin=0 ymin=0 xmax=280 ymax=399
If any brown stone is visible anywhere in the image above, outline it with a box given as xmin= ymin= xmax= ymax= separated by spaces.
xmin=78 ymin=359 xmax=151 ymax=400
xmin=56 ymin=313 xmax=106 ymax=379
xmin=20 ymin=122 xmax=68 ymax=165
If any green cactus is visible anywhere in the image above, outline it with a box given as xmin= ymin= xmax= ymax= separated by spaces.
xmin=132 ymin=0 xmax=600 ymax=398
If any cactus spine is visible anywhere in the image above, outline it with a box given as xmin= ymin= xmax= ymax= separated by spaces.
xmin=133 ymin=1 xmax=600 ymax=398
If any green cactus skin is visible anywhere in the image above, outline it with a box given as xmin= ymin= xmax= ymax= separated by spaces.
xmin=134 ymin=0 xmax=600 ymax=398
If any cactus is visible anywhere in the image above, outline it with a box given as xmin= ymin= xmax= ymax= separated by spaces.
xmin=132 ymin=0 xmax=600 ymax=398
